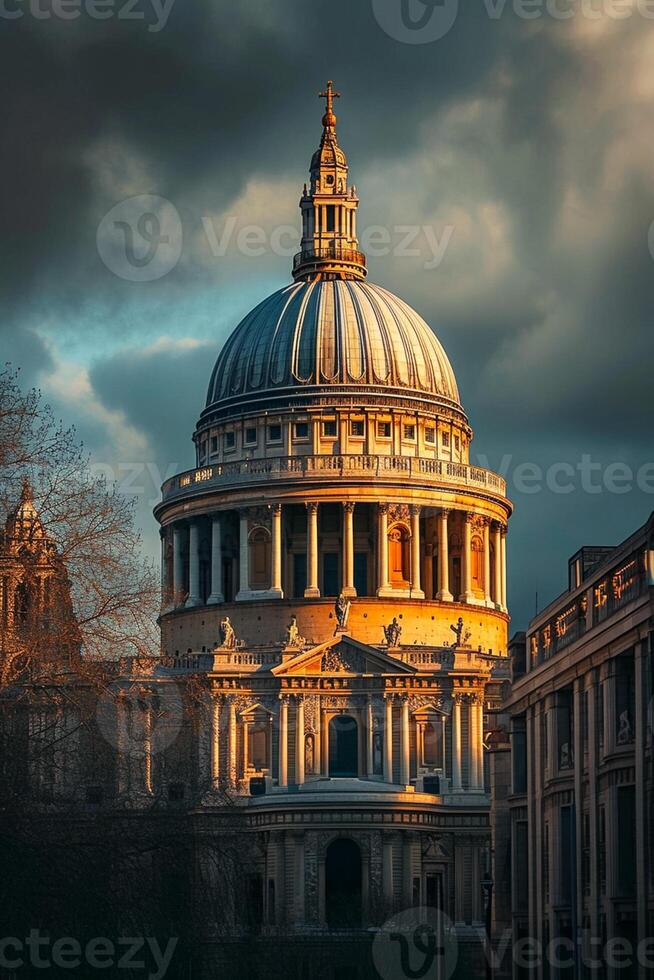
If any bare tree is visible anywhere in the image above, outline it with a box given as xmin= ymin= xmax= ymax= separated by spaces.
xmin=0 ymin=365 xmax=159 ymax=687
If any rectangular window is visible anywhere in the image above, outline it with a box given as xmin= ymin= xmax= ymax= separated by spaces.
xmin=326 ymin=205 xmax=335 ymax=232
xmin=267 ymin=424 xmax=282 ymax=443
xmin=294 ymin=422 xmax=309 ymax=440
xmin=245 ymin=427 xmax=257 ymax=445
xmin=560 ymin=805 xmax=574 ymax=905
xmin=350 ymin=419 xmax=365 ymax=437
xmin=454 ymin=435 xmax=460 ymax=452
xmin=442 ymin=431 xmax=450 ymax=448
xmin=425 ymin=426 xmax=435 ymax=444
xmin=210 ymin=435 xmax=218 ymax=454
xmin=514 ymin=821 xmax=529 ymax=914
xmin=322 ymin=420 xmax=337 ymax=438
xmin=377 ymin=421 xmax=391 ymax=439
xmin=542 ymin=710 xmax=549 ymax=772
xmin=618 ymin=786 xmax=636 ymax=896
xmin=557 ymin=689 xmax=573 ymax=770
xmin=403 ymin=423 xmax=416 ymax=440
xmin=597 ymin=684 xmax=605 ymax=754
xmin=224 ymin=431 xmax=235 ymax=450
xmin=615 ymin=653 xmax=635 ymax=744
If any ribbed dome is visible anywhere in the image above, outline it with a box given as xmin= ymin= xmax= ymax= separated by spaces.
xmin=205 ymin=279 xmax=460 ymax=408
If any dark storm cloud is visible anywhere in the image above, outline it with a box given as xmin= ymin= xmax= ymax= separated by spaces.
xmin=89 ymin=339 xmax=214 ymax=464
xmin=2 ymin=2 xmax=654 ymax=630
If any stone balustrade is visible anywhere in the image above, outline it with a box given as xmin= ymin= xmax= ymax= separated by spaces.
xmin=162 ymin=453 xmax=507 ymax=502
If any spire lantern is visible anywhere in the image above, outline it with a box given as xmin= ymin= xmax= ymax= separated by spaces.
xmin=292 ymin=81 xmax=367 ymax=282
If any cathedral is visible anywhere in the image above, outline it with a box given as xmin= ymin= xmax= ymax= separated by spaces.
xmin=0 ymin=85 xmax=513 ymax=980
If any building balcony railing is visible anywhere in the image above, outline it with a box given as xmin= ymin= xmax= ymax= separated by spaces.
xmin=161 ymin=453 xmax=507 ymax=502
xmin=292 ymin=245 xmax=367 ymax=274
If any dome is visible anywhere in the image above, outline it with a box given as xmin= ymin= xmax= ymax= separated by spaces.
xmin=204 ymin=279 xmax=461 ymax=411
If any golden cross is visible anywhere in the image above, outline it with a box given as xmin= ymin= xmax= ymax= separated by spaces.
xmin=319 ymin=80 xmax=340 ymax=116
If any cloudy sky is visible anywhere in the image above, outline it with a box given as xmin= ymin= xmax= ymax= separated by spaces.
xmin=2 ymin=0 xmax=654 ymax=630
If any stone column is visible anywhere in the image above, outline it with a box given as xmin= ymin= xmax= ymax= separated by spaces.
xmin=451 ymin=696 xmax=463 ymax=792
xmin=236 ymin=511 xmax=250 ymax=601
xmin=271 ymin=503 xmax=283 ymax=597
xmin=367 ymin=700 xmax=374 ymax=777
xmin=587 ymin=674 xmax=600 ymax=959
xmin=342 ymin=502 xmax=356 ymax=596
xmin=305 ymin=502 xmax=320 ymax=598
xmin=210 ymin=697 xmax=220 ymax=789
xmin=279 ymin=697 xmax=288 ymax=788
xmin=115 ymin=694 xmax=129 ymax=797
xmin=635 ymin=643 xmax=647 ymax=971
xmin=492 ymin=521 xmax=502 ymax=609
xmin=207 ymin=516 xmax=224 ymax=604
xmin=160 ymin=532 xmax=170 ymax=611
xmin=410 ymin=505 xmax=424 ymax=598
xmin=400 ymin=697 xmax=410 ymax=786
xmin=186 ymin=521 xmax=201 ymax=607
xmin=460 ymin=513 xmax=474 ymax=603
xmin=436 ymin=508 xmax=452 ymax=601
xmin=377 ymin=504 xmax=389 ymax=595
xmin=500 ymin=525 xmax=508 ymax=610
xmin=468 ymin=698 xmax=479 ymax=790
xmin=384 ymin=696 xmax=393 ymax=784
xmin=295 ymin=697 xmax=305 ymax=787
xmin=483 ymin=519 xmax=492 ymax=607
xmin=228 ymin=700 xmax=237 ymax=789
xmin=173 ymin=525 xmax=184 ymax=608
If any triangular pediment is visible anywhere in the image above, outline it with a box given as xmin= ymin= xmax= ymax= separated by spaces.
xmin=271 ymin=636 xmax=416 ymax=676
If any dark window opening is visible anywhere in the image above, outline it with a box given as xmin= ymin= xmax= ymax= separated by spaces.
xmin=329 ymin=715 xmax=358 ymax=777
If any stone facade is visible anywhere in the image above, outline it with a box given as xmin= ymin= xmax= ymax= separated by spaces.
xmin=489 ymin=515 xmax=654 ymax=980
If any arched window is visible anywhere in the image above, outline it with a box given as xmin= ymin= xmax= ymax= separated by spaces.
xmin=471 ymin=534 xmax=484 ymax=595
xmin=388 ymin=524 xmax=410 ymax=588
xmin=248 ymin=527 xmax=271 ymax=591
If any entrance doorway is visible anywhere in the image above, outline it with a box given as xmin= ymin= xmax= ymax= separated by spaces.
xmin=328 ymin=715 xmax=358 ymax=777
xmin=325 ymin=838 xmax=362 ymax=929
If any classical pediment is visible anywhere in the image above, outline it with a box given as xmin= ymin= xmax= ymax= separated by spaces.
xmin=271 ymin=636 xmax=416 ymax=676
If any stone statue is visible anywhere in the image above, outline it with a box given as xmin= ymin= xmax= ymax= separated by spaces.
xmin=617 ymin=710 xmax=633 ymax=745
xmin=383 ymin=617 xmax=402 ymax=647
xmin=286 ymin=615 xmax=305 ymax=648
xmin=334 ymin=592 xmax=351 ymax=630
xmin=449 ymin=617 xmax=470 ymax=647
xmin=305 ymin=734 xmax=314 ymax=774
xmin=220 ymin=616 xmax=236 ymax=649
xmin=373 ymin=732 xmax=383 ymax=774
xmin=559 ymin=742 xmax=572 ymax=769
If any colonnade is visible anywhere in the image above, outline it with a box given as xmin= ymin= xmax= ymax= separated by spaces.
xmin=165 ymin=502 xmax=508 ymax=611
xmin=205 ymin=692 xmax=486 ymax=794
